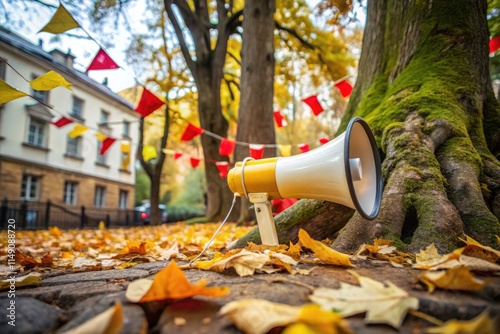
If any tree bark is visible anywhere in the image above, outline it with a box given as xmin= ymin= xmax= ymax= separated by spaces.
xmin=234 ymin=0 xmax=277 ymax=223
xmin=164 ymin=0 xmax=243 ymax=222
xmin=236 ymin=0 xmax=500 ymax=252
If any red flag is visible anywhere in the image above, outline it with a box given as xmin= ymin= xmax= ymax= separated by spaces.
xmin=174 ymin=152 xmax=183 ymax=160
xmin=180 ymin=123 xmax=204 ymax=141
xmin=298 ymin=143 xmax=309 ymax=153
xmin=302 ymin=95 xmax=324 ymax=116
xmin=219 ymin=138 xmax=236 ymax=157
xmin=490 ymin=36 xmax=500 ymax=53
xmin=86 ymin=48 xmax=120 ymax=72
xmin=50 ymin=116 xmax=73 ymax=128
xmin=215 ymin=161 xmax=229 ymax=178
xmin=273 ymin=110 xmax=287 ymax=128
xmin=319 ymin=136 xmax=329 ymax=145
xmin=99 ymin=137 xmax=116 ymax=155
xmin=190 ymin=157 xmax=201 ymax=168
xmin=334 ymin=79 xmax=353 ymax=98
xmin=249 ymin=144 xmax=265 ymax=160
xmin=135 ymin=88 xmax=165 ymax=118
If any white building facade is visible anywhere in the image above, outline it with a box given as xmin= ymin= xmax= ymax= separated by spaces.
xmin=0 ymin=28 xmax=140 ymax=217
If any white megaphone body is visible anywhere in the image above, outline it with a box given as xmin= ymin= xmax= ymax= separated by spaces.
xmin=227 ymin=117 xmax=383 ymax=245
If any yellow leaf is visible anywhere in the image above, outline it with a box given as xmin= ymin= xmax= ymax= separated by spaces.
xmin=50 ymin=226 xmax=62 ymax=237
xmin=195 ymin=249 xmax=270 ymax=276
xmin=98 ymin=221 xmax=106 ymax=230
xmin=310 ymin=271 xmax=418 ymax=329
xmin=282 ymin=323 xmax=320 ymax=334
xmin=298 ymin=229 xmax=354 ymax=267
xmin=68 ymin=124 xmax=89 ymax=139
xmin=220 ymin=299 xmax=351 ymax=334
xmin=419 ymin=266 xmax=486 ymax=293
xmin=0 ymin=273 xmax=42 ymax=290
xmin=115 ymin=262 xmax=136 ymax=270
xmin=125 ymin=260 xmax=229 ymax=303
xmin=30 ymin=71 xmax=72 ymax=91
xmin=426 ymin=310 xmax=495 ymax=334
xmin=0 ymin=79 xmax=28 ymax=103
xmin=142 ymin=145 xmax=157 ymax=162
xmin=39 ymin=3 xmax=80 ymax=34
xmin=64 ymin=302 xmax=123 ymax=334
xmin=459 ymin=235 xmax=500 ymax=261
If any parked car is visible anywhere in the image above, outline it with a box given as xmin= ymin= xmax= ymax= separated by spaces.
xmin=134 ymin=203 xmax=168 ymax=225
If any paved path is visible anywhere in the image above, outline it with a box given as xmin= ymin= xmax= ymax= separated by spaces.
xmin=1 ymin=260 xmax=499 ymax=333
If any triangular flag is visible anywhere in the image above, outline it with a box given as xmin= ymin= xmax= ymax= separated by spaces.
xmin=302 ymin=95 xmax=324 ymax=116
xmin=95 ymin=132 xmax=107 ymax=142
xmin=334 ymin=79 xmax=353 ymax=98
xmin=215 ymin=161 xmax=229 ymax=178
xmin=174 ymin=152 xmax=183 ymax=160
xmin=298 ymin=143 xmax=310 ymax=153
xmin=219 ymin=138 xmax=236 ymax=157
xmin=319 ymin=136 xmax=329 ymax=145
xmin=490 ymin=36 xmax=500 ymax=54
xmin=30 ymin=71 xmax=72 ymax=91
xmin=86 ymin=48 xmax=120 ymax=72
xmin=68 ymin=124 xmax=88 ymax=138
xmin=249 ymin=144 xmax=265 ymax=160
xmin=273 ymin=110 xmax=287 ymax=128
xmin=142 ymin=145 xmax=157 ymax=162
xmin=121 ymin=153 xmax=130 ymax=170
xmin=38 ymin=3 xmax=80 ymax=34
xmin=134 ymin=88 xmax=165 ymax=118
xmin=120 ymin=141 xmax=131 ymax=153
xmin=0 ymin=79 xmax=29 ymax=103
xmin=50 ymin=116 xmax=73 ymax=128
xmin=278 ymin=145 xmax=292 ymax=157
xmin=190 ymin=157 xmax=201 ymax=168
xmin=180 ymin=123 xmax=204 ymax=141
xmin=99 ymin=137 xmax=116 ymax=155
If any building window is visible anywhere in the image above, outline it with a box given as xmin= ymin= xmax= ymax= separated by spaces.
xmin=63 ymin=181 xmax=78 ymax=205
xmin=20 ymin=174 xmax=39 ymax=200
xmin=66 ymin=136 xmax=81 ymax=156
xmin=27 ymin=117 xmax=46 ymax=147
xmin=0 ymin=61 xmax=5 ymax=80
xmin=94 ymin=186 xmax=106 ymax=208
xmin=119 ymin=190 xmax=128 ymax=209
xmin=71 ymin=96 xmax=84 ymax=118
xmin=123 ymin=121 xmax=130 ymax=137
xmin=99 ymin=110 xmax=109 ymax=126
xmin=96 ymin=140 xmax=107 ymax=164
xmin=31 ymin=75 xmax=49 ymax=104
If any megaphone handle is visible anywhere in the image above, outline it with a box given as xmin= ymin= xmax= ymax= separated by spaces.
xmin=249 ymin=193 xmax=279 ymax=246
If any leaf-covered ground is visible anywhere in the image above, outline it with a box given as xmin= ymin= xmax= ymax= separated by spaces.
xmin=1 ymin=222 xmax=499 ymax=333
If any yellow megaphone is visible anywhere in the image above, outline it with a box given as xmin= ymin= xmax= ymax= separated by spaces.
xmin=227 ymin=117 xmax=383 ymax=245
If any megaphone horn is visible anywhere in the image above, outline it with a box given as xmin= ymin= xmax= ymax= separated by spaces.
xmin=227 ymin=117 xmax=383 ymax=245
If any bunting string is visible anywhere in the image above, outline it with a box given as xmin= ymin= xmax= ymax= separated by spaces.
xmin=1 ymin=0 xmax=360 ymax=178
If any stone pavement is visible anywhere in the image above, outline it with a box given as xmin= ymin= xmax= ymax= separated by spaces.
xmin=1 ymin=260 xmax=499 ymax=334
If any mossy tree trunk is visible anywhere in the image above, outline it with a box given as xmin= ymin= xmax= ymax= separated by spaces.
xmin=234 ymin=0 xmax=500 ymax=252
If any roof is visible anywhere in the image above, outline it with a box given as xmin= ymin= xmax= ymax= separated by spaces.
xmin=0 ymin=27 xmax=137 ymax=114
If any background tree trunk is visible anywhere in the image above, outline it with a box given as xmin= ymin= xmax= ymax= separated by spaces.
xmin=235 ymin=0 xmax=500 ymax=252
xmin=234 ymin=0 xmax=277 ymax=223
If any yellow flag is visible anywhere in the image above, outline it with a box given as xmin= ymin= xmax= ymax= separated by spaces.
xmin=121 ymin=141 xmax=131 ymax=153
xmin=30 ymin=71 xmax=72 ymax=91
xmin=95 ymin=132 xmax=107 ymax=142
xmin=121 ymin=153 xmax=131 ymax=170
xmin=142 ymin=145 xmax=157 ymax=162
xmin=162 ymin=149 xmax=175 ymax=155
xmin=278 ymin=145 xmax=292 ymax=157
xmin=0 ymin=79 xmax=28 ymax=103
xmin=39 ymin=3 xmax=80 ymax=34
xmin=68 ymin=124 xmax=88 ymax=138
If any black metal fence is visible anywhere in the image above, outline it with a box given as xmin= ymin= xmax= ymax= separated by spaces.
xmin=0 ymin=199 xmax=141 ymax=230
